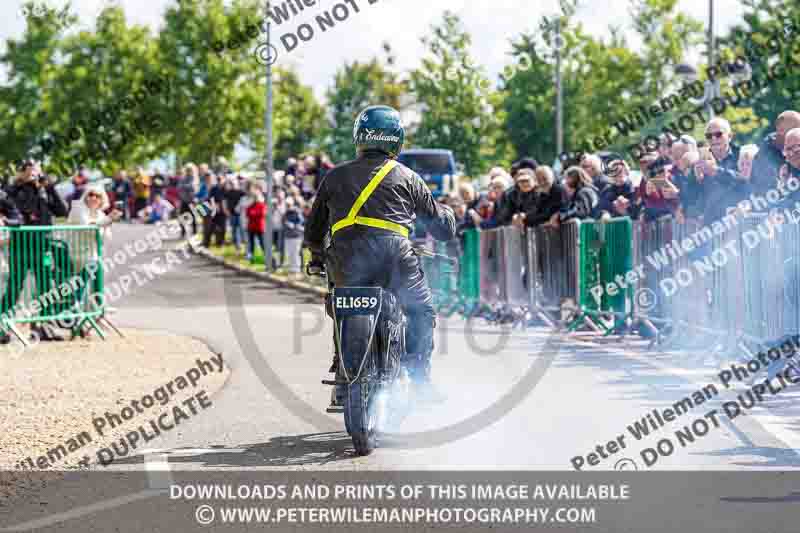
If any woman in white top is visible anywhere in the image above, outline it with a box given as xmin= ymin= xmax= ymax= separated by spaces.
xmin=66 ymin=184 xmax=120 ymax=303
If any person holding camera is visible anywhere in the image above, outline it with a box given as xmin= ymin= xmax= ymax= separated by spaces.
xmin=0 ymin=160 xmax=69 ymax=344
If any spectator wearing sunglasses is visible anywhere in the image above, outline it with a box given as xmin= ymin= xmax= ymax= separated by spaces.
xmin=67 ymin=185 xmax=121 ymax=302
xmin=702 ymin=118 xmax=750 ymax=218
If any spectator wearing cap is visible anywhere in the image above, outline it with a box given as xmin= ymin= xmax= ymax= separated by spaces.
xmin=752 ymin=111 xmax=800 ymax=194
xmin=580 ymin=154 xmax=611 ymax=193
xmin=495 ymin=168 xmax=539 ymax=227
xmin=553 ymin=166 xmax=599 ymax=224
xmin=598 ymin=160 xmax=640 ymax=220
xmin=525 ymin=166 xmax=566 ymax=227
xmin=509 ymin=157 xmax=538 ymax=179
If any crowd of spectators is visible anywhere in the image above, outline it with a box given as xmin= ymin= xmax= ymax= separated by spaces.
xmin=433 ymin=110 xmax=800 ymax=248
xmin=2 ymin=110 xmax=800 ymax=343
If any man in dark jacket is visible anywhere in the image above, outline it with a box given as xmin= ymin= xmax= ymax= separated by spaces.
xmin=304 ymin=106 xmax=455 ymax=402
xmin=704 ymin=117 xmax=750 ymax=215
xmin=495 ymin=169 xmax=539 ymax=226
xmin=525 ymin=166 xmax=567 ymax=226
xmin=597 ymin=160 xmax=640 ymax=219
xmin=751 ymin=111 xmax=800 ymax=194
xmin=1 ymin=161 xmax=69 ymax=343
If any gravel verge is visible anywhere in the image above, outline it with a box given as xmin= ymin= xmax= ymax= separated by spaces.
xmin=0 ymin=328 xmax=229 ymax=503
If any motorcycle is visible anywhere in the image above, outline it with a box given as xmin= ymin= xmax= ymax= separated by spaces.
xmin=308 ymin=245 xmax=456 ymax=456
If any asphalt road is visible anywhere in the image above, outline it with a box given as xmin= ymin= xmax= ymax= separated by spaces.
xmin=97 ymin=223 xmax=800 ymax=471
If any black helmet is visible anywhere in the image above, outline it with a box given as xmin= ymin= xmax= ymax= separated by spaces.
xmin=353 ymin=105 xmax=405 ymax=158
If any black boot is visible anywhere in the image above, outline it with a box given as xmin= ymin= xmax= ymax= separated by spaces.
xmin=0 ymin=332 xmax=11 ymax=345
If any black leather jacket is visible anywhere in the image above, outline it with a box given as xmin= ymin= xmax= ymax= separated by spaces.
xmin=304 ymin=150 xmax=456 ymax=252
xmin=6 ymin=179 xmax=68 ymax=226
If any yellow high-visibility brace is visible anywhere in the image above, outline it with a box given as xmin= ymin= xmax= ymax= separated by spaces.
xmin=330 ymin=160 xmax=409 ymax=238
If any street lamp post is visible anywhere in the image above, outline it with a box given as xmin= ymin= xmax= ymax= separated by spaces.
xmin=555 ymin=17 xmax=563 ymax=157
xmin=263 ymin=0 xmax=275 ymax=272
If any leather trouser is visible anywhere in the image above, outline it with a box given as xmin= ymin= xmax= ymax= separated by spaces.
xmin=327 ymin=231 xmax=435 ymax=381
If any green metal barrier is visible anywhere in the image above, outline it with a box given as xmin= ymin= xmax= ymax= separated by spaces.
xmin=567 ymin=217 xmax=634 ymax=334
xmin=0 ymin=225 xmax=106 ymax=344
xmin=458 ymin=229 xmax=481 ymax=312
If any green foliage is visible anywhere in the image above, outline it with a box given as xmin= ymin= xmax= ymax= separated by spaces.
xmin=272 ymin=69 xmax=325 ymax=168
xmin=1 ymin=0 xmax=795 ymax=178
xmin=719 ymin=0 xmax=800 ymax=142
xmin=0 ymin=1 xmax=77 ymax=174
xmin=322 ymin=45 xmax=405 ymax=163
xmin=408 ymin=11 xmax=503 ymax=176
xmin=500 ymin=0 xmax=705 ymax=165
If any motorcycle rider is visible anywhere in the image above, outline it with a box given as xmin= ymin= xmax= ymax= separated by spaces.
xmin=304 ymin=105 xmax=456 ymax=403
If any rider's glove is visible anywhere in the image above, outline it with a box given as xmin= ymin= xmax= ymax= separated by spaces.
xmin=307 ymin=251 xmax=326 ymax=276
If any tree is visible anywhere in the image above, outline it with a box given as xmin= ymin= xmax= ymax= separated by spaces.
xmin=0 ymin=1 xmax=76 ymax=174
xmin=157 ymin=0 xmax=264 ymax=166
xmin=500 ymin=10 xmax=650 ymax=164
xmin=40 ymin=5 xmax=163 ymax=175
xmin=408 ymin=12 xmax=502 ymax=176
xmin=272 ymin=68 xmax=324 ymax=167
xmin=322 ymin=45 xmax=405 ymax=163
xmin=719 ymin=0 xmax=800 ymax=142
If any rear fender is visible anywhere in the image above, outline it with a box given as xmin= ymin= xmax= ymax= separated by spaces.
xmin=332 ymin=287 xmax=383 ymax=381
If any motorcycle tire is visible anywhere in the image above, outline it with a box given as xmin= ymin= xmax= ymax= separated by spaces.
xmin=347 ymin=382 xmax=377 ymax=456
xmin=340 ymin=315 xmax=377 ymax=455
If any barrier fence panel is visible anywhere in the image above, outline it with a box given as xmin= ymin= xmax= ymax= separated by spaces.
xmin=479 ymin=228 xmax=503 ymax=307
xmin=0 ymin=225 xmax=105 ymax=343
xmin=598 ymin=217 xmax=634 ymax=319
xmin=529 ymin=221 xmax=580 ymax=313
xmin=459 ymin=229 xmax=480 ymax=309
xmin=499 ymin=226 xmax=528 ymax=307
xmin=417 ymin=211 xmax=800 ymax=344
